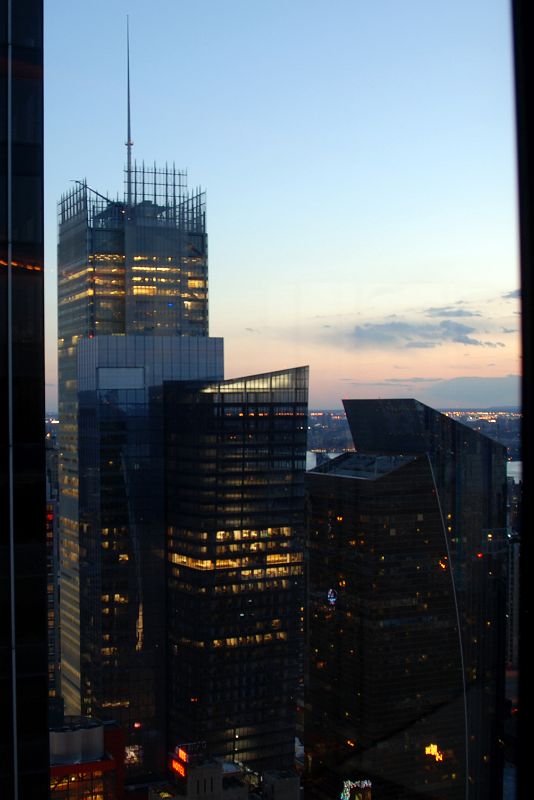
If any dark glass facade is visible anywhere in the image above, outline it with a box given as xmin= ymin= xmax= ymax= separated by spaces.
xmin=73 ymin=335 xmax=223 ymax=780
xmin=0 ymin=0 xmax=49 ymax=796
xmin=164 ymin=367 xmax=308 ymax=772
xmin=46 ymin=498 xmax=60 ymax=698
xmin=305 ymin=399 xmax=507 ymax=800
xmin=46 ymin=421 xmax=61 ymax=702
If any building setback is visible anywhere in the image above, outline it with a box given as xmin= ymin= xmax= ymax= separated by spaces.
xmin=0 ymin=1 xmax=49 ymax=796
xmin=305 ymin=399 xmax=507 ymax=800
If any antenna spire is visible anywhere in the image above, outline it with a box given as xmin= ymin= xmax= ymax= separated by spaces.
xmin=126 ymin=16 xmax=133 ymax=207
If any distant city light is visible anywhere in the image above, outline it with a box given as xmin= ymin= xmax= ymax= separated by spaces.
xmin=425 ymin=743 xmax=444 ymax=762
xmin=340 ymin=779 xmax=372 ymax=800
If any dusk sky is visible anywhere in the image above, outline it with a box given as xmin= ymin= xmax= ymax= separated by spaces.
xmin=44 ymin=0 xmax=520 ymax=410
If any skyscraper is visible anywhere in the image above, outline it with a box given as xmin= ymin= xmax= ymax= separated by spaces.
xmin=57 ymin=165 xmax=222 ymax=778
xmin=164 ymin=368 xmax=307 ymax=772
xmin=0 ymin=0 xmax=49 ymax=796
xmin=305 ymin=399 xmax=506 ymax=800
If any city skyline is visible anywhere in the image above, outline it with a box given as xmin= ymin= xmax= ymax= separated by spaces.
xmin=44 ymin=0 xmax=520 ymax=410
xmin=0 ymin=0 xmax=523 ymax=797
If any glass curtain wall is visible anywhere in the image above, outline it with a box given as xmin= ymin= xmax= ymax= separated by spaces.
xmin=164 ymin=367 xmax=308 ymax=773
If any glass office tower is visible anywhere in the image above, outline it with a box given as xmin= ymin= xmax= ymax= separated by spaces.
xmin=305 ymin=399 xmax=507 ymax=800
xmin=75 ymin=335 xmax=223 ymax=778
xmin=164 ymin=367 xmax=308 ymax=772
xmin=57 ymin=165 xmax=218 ymax=779
xmin=0 ymin=0 xmax=49 ymax=796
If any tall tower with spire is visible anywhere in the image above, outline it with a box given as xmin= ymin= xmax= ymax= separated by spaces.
xmin=126 ymin=15 xmax=133 ymax=208
xmin=57 ymin=24 xmax=220 ymax=780
xmin=57 ymin=20 xmax=308 ymax=786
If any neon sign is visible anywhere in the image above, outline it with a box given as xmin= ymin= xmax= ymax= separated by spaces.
xmin=171 ymin=758 xmax=186 ymax=777
xmin=177 ymin=748 xmax=189 ymax=763
xmin=425 ymin=743 xmax=444 ymax=762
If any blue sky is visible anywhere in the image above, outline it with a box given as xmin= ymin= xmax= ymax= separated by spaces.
xmin=44 ymin=0 xmax=520 ymax=409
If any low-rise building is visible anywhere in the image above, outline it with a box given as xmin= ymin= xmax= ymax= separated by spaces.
xmin=50 ymin=716 xmax=125 ymax=799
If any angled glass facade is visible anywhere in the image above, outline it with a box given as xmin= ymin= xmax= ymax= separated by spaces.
xmin=164 ymin=367 xmax=308 ymax=772
xmin=305 ymin=399 xmax=507 ymax=800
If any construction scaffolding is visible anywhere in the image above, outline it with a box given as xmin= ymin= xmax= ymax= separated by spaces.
xmin=126 ymin=161 xmax=205 ymax=233
xmin=59 ymin=163 xmax=206 ymax=234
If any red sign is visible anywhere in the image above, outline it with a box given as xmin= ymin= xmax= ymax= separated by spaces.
xmin=171 ymin=758 xmax=186 ymax=777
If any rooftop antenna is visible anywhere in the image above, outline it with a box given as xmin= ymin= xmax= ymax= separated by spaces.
xmin=126 ymin=15 xmax=133 ymax=207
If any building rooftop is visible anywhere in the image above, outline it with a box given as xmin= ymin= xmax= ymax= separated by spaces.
xmin=310 ymin=451 xmax=416 ymax=480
